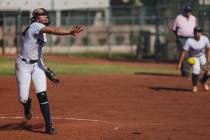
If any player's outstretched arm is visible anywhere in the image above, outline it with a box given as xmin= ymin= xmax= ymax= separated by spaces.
xmin=40 ymin=25 xmax=83 ymax=37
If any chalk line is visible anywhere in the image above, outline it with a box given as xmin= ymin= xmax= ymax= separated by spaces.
xmin=0 ymin=116 xmax=109 ymax=123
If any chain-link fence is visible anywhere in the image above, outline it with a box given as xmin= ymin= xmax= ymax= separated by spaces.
xmin=0 ymin=3 xmax=210 ymax=61
xmin=0 ymin=11 xmax=30 ymax=54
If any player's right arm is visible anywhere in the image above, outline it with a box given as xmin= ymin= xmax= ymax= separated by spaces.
xmin=40 ymin=26 xmax=83 ymax=38
xmin=177 ymin=39 xmax=190 ymax=70
xmin=204 ymin=37 xmax=210 ymax=62
xmin=177 ymin=50 xmax=187 ymax=70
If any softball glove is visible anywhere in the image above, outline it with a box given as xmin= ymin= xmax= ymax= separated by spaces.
xmin=44 ymin=67 xmax=60 ymax=84
xmin=202 ymin=62 xmax=210 ymax=71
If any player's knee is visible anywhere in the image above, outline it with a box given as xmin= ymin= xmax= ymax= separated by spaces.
xmin=36 ymin=91 xmax=48 ymax=104
xmin=35 ymin=87 xmax=47 ymax=94
xmin=19 ymin=96 xmax=28 ymax=104
xmin=192 ymin=68 xmax=200 ymax=75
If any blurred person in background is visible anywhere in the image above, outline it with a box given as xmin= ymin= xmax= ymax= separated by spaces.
xmin=172 ymin=4 xmax=197 ymax=77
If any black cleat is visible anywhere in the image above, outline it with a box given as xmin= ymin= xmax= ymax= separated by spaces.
xmin=23 ymin=98 xmax=32 ymax=120
xmin=45 ymin=126 xmax=57 ymax=135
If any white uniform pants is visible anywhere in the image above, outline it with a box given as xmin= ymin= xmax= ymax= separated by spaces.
xmin=192 ymin=54 xmax=206 ymax=75
xmin=15 ymin=56 xmax=46 ymax=103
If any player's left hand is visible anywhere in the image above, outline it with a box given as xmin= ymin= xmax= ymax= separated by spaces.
xmin=44 ymin=67 xmax=60 ymax=84
xmin=70 ymin=26 xmax=83 ymax=38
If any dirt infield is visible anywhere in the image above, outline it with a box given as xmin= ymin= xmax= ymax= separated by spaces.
xmin=1 ymin=57 xmax=210 ymax=140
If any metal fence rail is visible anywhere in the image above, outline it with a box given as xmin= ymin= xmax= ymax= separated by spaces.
xmin=0 ymin=3 xmax=209 ymax=61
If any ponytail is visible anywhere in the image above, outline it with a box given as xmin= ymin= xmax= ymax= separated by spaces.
xmin=22 ymin=26 xmax=30 ymax=36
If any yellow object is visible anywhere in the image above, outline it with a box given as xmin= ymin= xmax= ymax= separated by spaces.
xmin=188 ymin=57 xmax=195 ymax=65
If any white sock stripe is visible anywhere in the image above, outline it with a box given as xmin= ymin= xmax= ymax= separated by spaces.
xmin=41 ymin=102 xmax=48 ymax=104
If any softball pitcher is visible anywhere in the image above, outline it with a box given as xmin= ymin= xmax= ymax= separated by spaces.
xmin=177 ymin=26 xmax=210 ymax=93
xmin=15 ymin=8 xmax=83 ymax=134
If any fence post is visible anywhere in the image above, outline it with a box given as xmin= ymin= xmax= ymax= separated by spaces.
xmin=154 ymin=1 xmax=161 ymax=61
xmin=130 ymin=6 xmax=135 ymax=54
xmin=16 ymin=9 xmax=22 ymax=54
xmin=105 ymin=7 xmax=112 ymax=58
xmin=2 ymin=12 xmax=5 ymax=55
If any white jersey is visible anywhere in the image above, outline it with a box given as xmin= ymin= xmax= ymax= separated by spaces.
xmin=19 ymin=22 xmax=47 ymax=60
xmin=183 ymin=35 xmax=210 ymax=57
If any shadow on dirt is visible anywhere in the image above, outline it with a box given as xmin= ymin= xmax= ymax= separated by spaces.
xmin=134 ymin=72 xmax=178 ymax=77
xmin=150 ymin=86 xmax=191 ymax=92
xmin=0 ymin=121 xmax=45 ymax=134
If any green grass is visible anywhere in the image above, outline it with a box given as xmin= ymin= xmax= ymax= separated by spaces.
xmin=0 ymin=57 xmax=178 ymax=76
xmin=48 ymin=52 xmax=136 ymax=60
xmin=47 ymin=62 xmax=178 ymax=75
xmin=0 ymin=57 xmax=16 ymax=75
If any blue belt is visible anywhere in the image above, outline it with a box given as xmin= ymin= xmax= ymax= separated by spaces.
xmin=21 ymin=58 xmax=38 ymax=64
